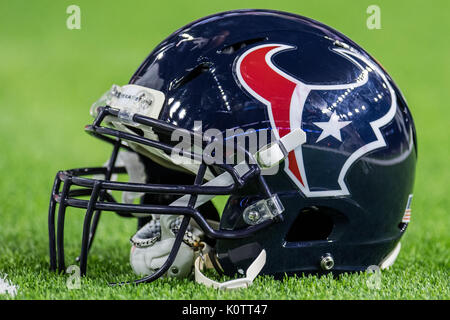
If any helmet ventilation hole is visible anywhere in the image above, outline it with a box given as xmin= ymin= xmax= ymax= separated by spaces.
xmin=285 ymin=206 xmax=336 ymax=242
xmin=218 ymin=37 xmax=267 ymax=54
xmin=170 ymin=62 xmax=212 ymax=90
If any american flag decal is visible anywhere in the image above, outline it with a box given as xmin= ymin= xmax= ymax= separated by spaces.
xmin=402 ymin=194 xmax=413 ymax=223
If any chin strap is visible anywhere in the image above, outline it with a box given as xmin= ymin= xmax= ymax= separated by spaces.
xmin=379 ymin=242 xmax=401 ymax=270
xmin=194 ymin=249 xmax=266 ymax=290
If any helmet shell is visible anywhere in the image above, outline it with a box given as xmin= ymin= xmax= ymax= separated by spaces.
xmin=130 ymin=9 xmax=417 ymax=276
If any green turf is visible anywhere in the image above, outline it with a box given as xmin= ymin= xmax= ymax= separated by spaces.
xmin=0 ymin=0 xmax=449 ymax=300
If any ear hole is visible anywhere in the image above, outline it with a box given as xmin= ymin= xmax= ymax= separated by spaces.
xmin=285 ymin=206 xmax=343 ymax=242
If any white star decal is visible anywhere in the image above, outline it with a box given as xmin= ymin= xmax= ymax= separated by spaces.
xmin=313 ymin=111 xmax=351 ymax=143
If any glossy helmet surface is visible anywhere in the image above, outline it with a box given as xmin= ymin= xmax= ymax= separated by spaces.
xmin=48 ymin=9 xmax=416 ymax=284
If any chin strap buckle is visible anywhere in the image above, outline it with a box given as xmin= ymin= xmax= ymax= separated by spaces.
xmin=194 ymin=248 xmax=266 ymax=290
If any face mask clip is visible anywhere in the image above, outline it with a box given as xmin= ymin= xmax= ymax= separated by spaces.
xmin=243 ymin=194 xmax=284 ymax=225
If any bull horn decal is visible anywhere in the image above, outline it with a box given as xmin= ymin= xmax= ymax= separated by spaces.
xmin=236 ymin=44 xmax=305 ymax=186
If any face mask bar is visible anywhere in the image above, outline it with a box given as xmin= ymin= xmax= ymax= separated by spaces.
xmin=48 ymin=106 xmax=280 ymax=285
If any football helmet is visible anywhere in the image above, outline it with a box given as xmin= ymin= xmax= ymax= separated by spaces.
xmin=48 ymin=9 xmax=416 ymax=288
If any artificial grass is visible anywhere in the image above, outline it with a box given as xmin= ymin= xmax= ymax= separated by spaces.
xmin=0 ymin=0 xmax=448 ymax=299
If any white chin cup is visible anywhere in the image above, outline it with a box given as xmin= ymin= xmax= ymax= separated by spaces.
xmin=130 ymin=238 xmax=194 ymax=278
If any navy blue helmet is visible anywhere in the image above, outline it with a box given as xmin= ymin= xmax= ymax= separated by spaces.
xmin=49 ymin=9 xmax=416 ymax=286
